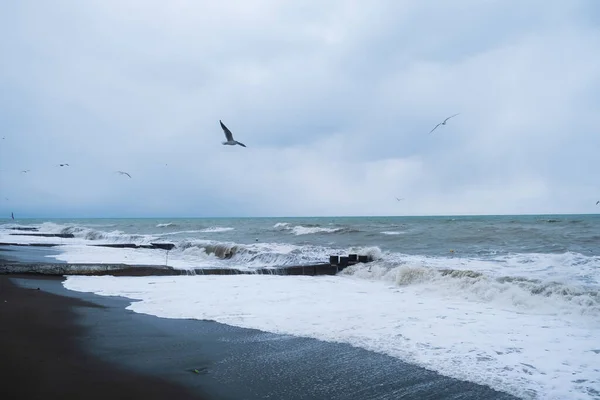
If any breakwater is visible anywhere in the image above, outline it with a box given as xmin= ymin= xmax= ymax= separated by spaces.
xmin=0 ymin=255 xmax=373 ymax=277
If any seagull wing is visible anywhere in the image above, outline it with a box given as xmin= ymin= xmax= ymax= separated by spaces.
xmin=220 ymin=120 xmax=234 ymax=141
xmin=596 ymin=200 xmax=599 ymax=205
xmin=236 ymin=141 xmax=246 ymax=148
xmin=429 ymin=123 xmax=441 ymax=134
xmin=116 ymin=171 xmax=132 ymax=178
xmin=444 ymin=113 xmax=460 ymax=123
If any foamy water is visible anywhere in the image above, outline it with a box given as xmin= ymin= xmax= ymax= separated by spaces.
xmin=63 ymin=274 xmax=600 ymax=400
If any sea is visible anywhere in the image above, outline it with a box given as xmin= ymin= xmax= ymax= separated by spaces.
xmin=1 ymin=215 xmax=599 ymax=400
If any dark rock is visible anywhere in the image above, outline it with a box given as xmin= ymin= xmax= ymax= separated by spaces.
xmin=10 ymin=233 xmax=75 ymax=238
xmin=0 ymin=242 xmax=60 ymax=247
xmin=339 ymin=256 xmax=349 ymax=268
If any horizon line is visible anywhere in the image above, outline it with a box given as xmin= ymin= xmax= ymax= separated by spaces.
xmin=2 ymin=212 xmax=600 ymax=220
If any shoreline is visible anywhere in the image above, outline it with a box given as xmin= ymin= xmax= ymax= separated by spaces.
xmin=2 ymin=273 xmax=519 ymax=400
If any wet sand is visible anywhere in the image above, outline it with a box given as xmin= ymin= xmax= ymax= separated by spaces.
xmin=0 ymin=275 xmax=212 ymax=400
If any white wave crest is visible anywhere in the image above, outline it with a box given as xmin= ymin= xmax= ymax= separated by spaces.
xmin=3 ymin=222 xmax=158 ymax=245
xmin=176 ymin=240 xmax=326 ymax=267
xmin=342 ymin=264 xmax=600 ymax=317
xmin=273 ymin=222 xmax=354 ymax=236
xmin=156 ymin=223 xmax=177 ymax=228
xmin=291 ymin=226 xmax=342 ymax=235
xmin=199 ymin=227 xmax=234 ymax=233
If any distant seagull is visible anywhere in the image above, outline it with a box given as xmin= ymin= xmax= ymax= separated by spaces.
xmin=21 ymin=170 xmax=30 ymax=173
xmin=57 ymin=163 xmax=69 ymax=167
xmin=429 ymin=113 xmax=460 ymax=134
xmin=396 ymin=197 xmax=405 ymax=201
xmin=116 ymin=171 xmax=132 ymax=178
xmin=596 ymin=200 xmax=599 ymax=205
xmin=219 ymin=120 xmax=246 ymax=147
xmin=11 ymin=212 xmax=14 ymax=220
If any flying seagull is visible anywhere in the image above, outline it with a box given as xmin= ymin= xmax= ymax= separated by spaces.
xmin=116 ymin=171 xmax=132 ymax=178
xmin=429 ymin=113 xmax=460 ymax=134
xmin=57 ymin=163 xmax=69 ymax=167
xmin=21 ymin=170 xmax=30 ymax=173
xmin=219 ymin=120 xmax=246 ymax=147
xmin=396 ymin=197 xmax=405 ymax=201
xmin=596 ymin=200 xmax=599 ymax=205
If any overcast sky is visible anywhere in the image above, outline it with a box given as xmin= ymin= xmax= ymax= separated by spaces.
xmin=1 ymin=0 xmax=599 ymax=218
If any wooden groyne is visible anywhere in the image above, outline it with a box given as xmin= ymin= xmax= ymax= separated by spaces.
xmin=0 ymin=242 xmax=176 ymax=250
xmin=0 ymin=254 xmax=373 ymax=277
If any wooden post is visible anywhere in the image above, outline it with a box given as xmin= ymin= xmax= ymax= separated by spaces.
xmin=329 ymin=255 xmax=339 ymax=265
xmin=358 ymin=255 xmax=369 ymax=263
xmin=348 ymin=254 xmax=358 ymax=262
xmin=339 ymin=256 xmax=349 ymax=268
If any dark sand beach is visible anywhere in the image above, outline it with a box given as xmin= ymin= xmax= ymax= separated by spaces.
xmin=0 ymin=275 xmax=211 ymax=400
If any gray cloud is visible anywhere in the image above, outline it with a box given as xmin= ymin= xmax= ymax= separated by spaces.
xmin=1 ymin=0 xmax=599 ymax=217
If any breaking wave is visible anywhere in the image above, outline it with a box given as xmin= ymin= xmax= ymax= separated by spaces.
xmin=342 ymin=264 xmax=600 ymax=317
xmin=36 ymin=223 xmax=158 ymax=244
xmin=199 ymin=227 xmax=234 ymax=233
xmin=273 ymin=222 xmax=359 ymax=236
xmin=175 ymin=240 xmax=378 ymax=267
xmin=156 ymin=223 xmax=177 ymax=228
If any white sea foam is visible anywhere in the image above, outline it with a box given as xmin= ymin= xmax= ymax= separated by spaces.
xmin=47 ymin=240 xmax=334 ymax=270
xmin=273 ymin=222 xmax=345 ymax=235
xmin=50 ymin=245 xmax=172 ymax=266
xmin=156 ymin=223 xmax=176 ymax=228
xmin=199 ymin=227 xmax=234 ymax=233
xmin=291 ymin=226 xmax=341 ymax=235
xmin=380 ymin=231 xmax=404 ymax=235
xmin=63 ymin=274 xmax=600 ymax=400
xmin=157 ymin=230 xmax=206 ymax=237
xmin=0 ymin=232 xmax=90 ymax=246
xmin=341 ymin=264 xmax=600 ymax=317
xmin=0 ymin=222 xmax=159 ymax=246
xmin=174 ymin=240 xmax=333 ymax=268
xmin=364 ymin=251 xmax=600 ymax=287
